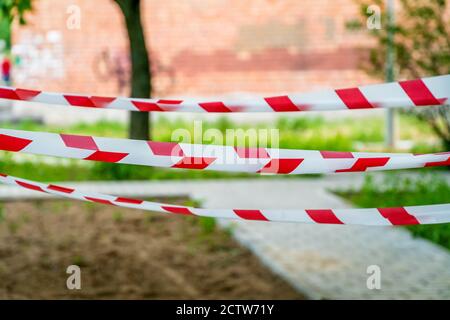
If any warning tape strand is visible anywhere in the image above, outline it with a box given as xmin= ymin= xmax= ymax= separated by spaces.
xmin=0 ymin=74 xmax=448 ymax=113
xmin=0 ymin=128 xmax=449 ymax=174
xmin=0 ymin=173 xmax=448 ymax=225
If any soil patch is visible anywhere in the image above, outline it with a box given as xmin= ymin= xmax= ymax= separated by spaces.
xmin=0 ymin=198 xmax=304 ymax=299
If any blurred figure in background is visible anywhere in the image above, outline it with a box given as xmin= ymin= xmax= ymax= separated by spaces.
xmin=1 ymin=53 xmax=12 ymax=86
xmin=93 ymin=48 xmax=130 ymax=96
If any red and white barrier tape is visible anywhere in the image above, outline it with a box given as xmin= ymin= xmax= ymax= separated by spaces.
xmin=1 ymin=128 xmax=449 ymax=174
xmin=0 ymin=173 xmax=448 ymax=225
xmin=1 ymin=75 xmax=448 ymax=113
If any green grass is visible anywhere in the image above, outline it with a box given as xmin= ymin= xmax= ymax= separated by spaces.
xmin=337 ymin=173 xmax=450 ymax=250
xmin=2 ymin=112 xmax=437 ymax=148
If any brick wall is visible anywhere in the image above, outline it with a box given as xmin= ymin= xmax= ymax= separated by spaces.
xmin=11 ymin=0 xmax=377 ymax=97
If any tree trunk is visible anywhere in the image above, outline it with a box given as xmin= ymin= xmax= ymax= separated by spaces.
xmin=114 ymin=0 xmax=151 ymax=140
xmin=445 ymin=139 xmax=450 ymax=153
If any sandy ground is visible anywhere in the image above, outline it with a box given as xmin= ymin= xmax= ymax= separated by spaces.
xmin=0 ymin=198 xmax=304 ymax=299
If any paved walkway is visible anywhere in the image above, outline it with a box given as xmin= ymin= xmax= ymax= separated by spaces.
xmin=0 ymin=173 xmax=449 ymax=299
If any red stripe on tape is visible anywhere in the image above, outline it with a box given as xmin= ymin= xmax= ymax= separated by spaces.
xmin=424 ymin=156 xmax=450 ymax=167
xmin=148 ymin=141 xmax=184 ymax=157
xmin=157 ymin=99 xmax=182 ymax=104
xmin=258 ymin=158 xmax=303 ymax=174
xmin=85 ymin=197 xmax=114 ymax=205
xmin=335 ymin=157 xmax=390 ymax=172
xmin=16 ymin=180 xmax=44 ymax=192
xmin=233 ymin=209 xmax=268 ymax=221
xmin=199 ymin=102 xmax=232 ymax=113
xmin=172 ymin=157 xmax=216 ymax=169
xmin=115 ymin=197 xmax=144 ymax=205
xmin=320 ymin=151 xmax=354 ymax=159
xmin=90 ymin=96 xmax=115 ymax=108
xmin=15 ymin=88 xmax=41 ymax=100
xmin=131 ymin=101 xmax=164 ymax=112
xmin=161 ymin=206 xmax=193 ymax=215
xmin=64 ymin=95 xmax=95 ymax=107
xmin=265 ymin=96 xmax=304 ymax=112
xmin=0 ymin=87 xmax=19 ymax=100
xmin=335 ymin=88 xmax=375 ymax=109
xmin=48 ymin=184 xmax=75 ymax=194
xmin=60 ymin=134 xmax=98 ymax=150
xmin=377 ymin=207 xmax=419 ymax=225
xmin=306 ymin=209 xmax=343 ymax=224
xmin=85 ymin=151 xmax=129 ymax=163
xmin=0 ymin=134 xmax=32 ymax=151
xmin=234 ymin=147 xmax=269 ymax=158
xmin=399 ymin=79 xmax=443 ymax=106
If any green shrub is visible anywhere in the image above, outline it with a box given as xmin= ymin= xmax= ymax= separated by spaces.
xmin=338 ymin=173 xmax=450 ymax=250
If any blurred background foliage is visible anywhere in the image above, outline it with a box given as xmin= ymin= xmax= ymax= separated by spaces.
xmin=349 ymin=0 xmax=450 ymax=149
xmin=338 ymin=173 xmax=450 ymax=249
xmin=0 ymin=0 xmax=33 ymax=49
